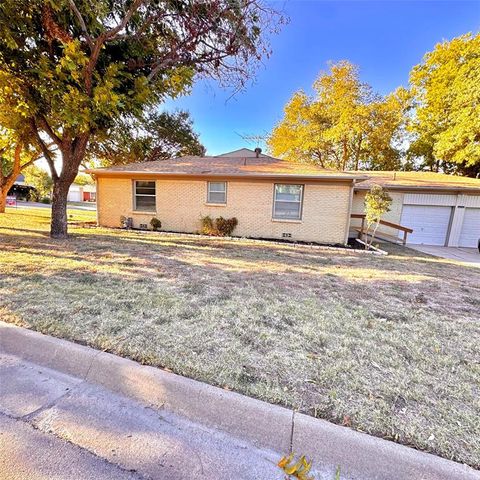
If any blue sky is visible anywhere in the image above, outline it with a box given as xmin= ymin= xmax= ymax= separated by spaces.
xmin=164 ymin=0 xmax=480 ymax=156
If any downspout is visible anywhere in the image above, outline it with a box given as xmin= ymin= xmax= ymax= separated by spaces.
xmin=344 ymin=179 xmax=355 ymax=245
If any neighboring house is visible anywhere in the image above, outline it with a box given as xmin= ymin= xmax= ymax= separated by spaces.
xmin=351 ymin=171 xmax=480 ymax=248
xmin=87 ymin=150 xmax=480 ymax=247
xmin=88 ymin=149 xmax=365 ymax=244
xmin=67 ymin=183 xmax=96 ymax=202
xmin=7 ymin=174 xmax=36 ymax=200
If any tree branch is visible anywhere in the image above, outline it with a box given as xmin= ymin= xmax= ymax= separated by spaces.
xmin=32 ymin=120 xmax=59 ymax=181
xmin=38 ymin=116 xmax=63 ymax=147
xmin=106 ymin=0 xmax=148 ymax=41
xmin=68 ymin=0 xmax=94 ymax=49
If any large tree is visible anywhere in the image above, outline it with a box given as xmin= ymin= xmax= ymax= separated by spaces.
xmin=268 ymin=61 xmax=410 ymax=171
xmin=90 ymin=109 xmax=205 ymax=166
xmin=0 ymin=0 xmax=282 ymax=237
xmin=408 ymin=33 xmax=480 ymax=177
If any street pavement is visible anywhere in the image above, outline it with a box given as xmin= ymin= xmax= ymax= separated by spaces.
xmin=0 ymin=353 xmax=286 ymax=480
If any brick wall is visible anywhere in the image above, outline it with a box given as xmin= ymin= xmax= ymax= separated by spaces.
xmin=97 ymin=176 xmax=353 ymax=244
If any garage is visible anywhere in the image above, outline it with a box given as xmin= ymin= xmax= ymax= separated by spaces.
xmin=67 ymin=185 xmax=83 ymax=202
xmin=459 ymin=208 xmax=480 ymax=248
xmin=401 ymin=205 xmax=452 ymax=246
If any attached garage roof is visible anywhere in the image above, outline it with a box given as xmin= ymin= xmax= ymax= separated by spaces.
xmin=87 ymin=154 xmax=365 ymax=181
xmin=354 ymin=171 xmax=480 ymax=193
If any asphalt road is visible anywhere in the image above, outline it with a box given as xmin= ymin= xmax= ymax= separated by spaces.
xmin=10 ymin=201 xmax=97 ymax=211
xmin=0 ymin=353 xmax=285 ymax=480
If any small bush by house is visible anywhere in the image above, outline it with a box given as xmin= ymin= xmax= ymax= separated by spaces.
xmin=200 ymin=215 xmax=238 ymax=236
xmin=150 ymin=217 xmax=162 ymax=231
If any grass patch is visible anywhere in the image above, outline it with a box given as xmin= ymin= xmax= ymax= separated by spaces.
xmin=1 ymin=207 xmax=479 ymax=467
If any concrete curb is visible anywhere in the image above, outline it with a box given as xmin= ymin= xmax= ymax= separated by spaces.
xmin=1 ymin=322 xmax=478 ymax=480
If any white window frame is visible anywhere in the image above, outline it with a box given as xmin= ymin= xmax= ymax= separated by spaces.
xmin=133 ymin=180 xmax=156 ymax=212
xmin=207 ymin=181 xmax=227 ymax=205
xmin=272 ymin=184 xmax=304 ymax=221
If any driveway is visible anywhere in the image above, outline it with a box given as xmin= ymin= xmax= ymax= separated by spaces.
xmin=408 ymin=245 xmax=480 ymax=267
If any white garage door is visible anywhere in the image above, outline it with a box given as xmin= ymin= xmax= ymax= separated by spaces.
xmin=401 ymin=205 xmax=452 ymax=246
xmin=67 ymin=190 xmax=82 ymax=202
xmin=459 ymin=208 xmax=480 ymax=248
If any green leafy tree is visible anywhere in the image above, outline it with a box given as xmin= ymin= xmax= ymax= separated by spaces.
xmin=90 ymin=110 xmax=205 ymax=166
xmin=24 ymin=165 xmax=54 ymax=200
xmin=409 ymin=33 xmax=480 ymax=177
xmin=0 ymin=0 xmax=282 ymax=237
xmin=73 ymin=172 xmax=94 ymax=186
xmin=364 ymin=185 xmax=392 ymax=248
xmin=0 ymin=128 xmax=45 ymax=212
xmin=268 ymin=61 xmax=409 ymax=171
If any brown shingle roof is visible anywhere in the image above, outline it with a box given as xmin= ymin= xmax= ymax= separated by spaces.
xmin=87 ymin=155 xmax=365 ymax=180
xmin=353 ymin=171 xmax=480 ymax=192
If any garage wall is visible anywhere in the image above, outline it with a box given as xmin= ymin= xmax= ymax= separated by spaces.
xmin=403 ymin=193 xmax=457 ymax=206
xmin=351 ymin=190 xmax=480 ymax=246
xmin=96 ymin=176 xmax=353 ymax=244
xmin=350 ymin=190 xmax=404 ymax=237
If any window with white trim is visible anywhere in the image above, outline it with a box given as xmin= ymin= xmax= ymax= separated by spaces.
xmin=207 ymin=181 xmax=227 ymax=204
xmin=134 ymin=180 xmax=156 ymax=211
xmin=273 ymin=184 xmax=304 ymax=220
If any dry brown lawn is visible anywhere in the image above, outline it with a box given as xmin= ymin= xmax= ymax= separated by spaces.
xmin=1 ymin=207 xmax=479 ymax=468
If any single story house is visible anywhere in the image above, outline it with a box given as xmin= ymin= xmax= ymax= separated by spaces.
xmin=67 ymin=183 xmax=97 ymax=202
xmin=88 ymin=149 xmax=480 ymax=248
xmin=8 ymin=174 xmax=36 ymax=200
xmin=88 ymin=149 xmax=366 ymax=245
xmin=351 ymin=171 xmax=480 ymax=248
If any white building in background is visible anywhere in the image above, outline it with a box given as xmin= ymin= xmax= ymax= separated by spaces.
xmin=67 ymin=183 xmax=96 ymax=202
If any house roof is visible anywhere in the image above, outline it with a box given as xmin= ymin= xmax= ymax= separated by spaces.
xmin=216 ymin=147 xmax=269 ymax=158
xmin=87 ymin=152 xmax=364 ymax=181
xmin=353 ymin=171 xmax=480 ymax=193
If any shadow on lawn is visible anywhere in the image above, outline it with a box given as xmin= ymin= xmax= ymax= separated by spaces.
xmin=2 ymin=227 xmax=479 ymax=324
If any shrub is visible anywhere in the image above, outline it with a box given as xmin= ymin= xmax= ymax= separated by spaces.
xmin=215 ymin=216 xmax=238 ymax=236
xmin=150 ymin=217 xmax=162 ymax=231
xmin=40 ymin=196 xmax=51 ymax=204
xmin=200 ymin=215 xmax=238 ymax=236
xmin=200 ymin=215 xmax=216 ymax=235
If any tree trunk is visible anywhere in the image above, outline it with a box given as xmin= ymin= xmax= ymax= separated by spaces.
xmin=49 ymin=134 xmax=90 ymax=239
xmin=0 ymin=189 xmax=7 ymax=213
xmin=0 ymin=143 xmax=23 ymax=214
xmin=342 ymin=137 xmax=348 ymax=171
xmin=50 ymin=179 xmax=71 ymax=238
xmin=0 ymin=175 xmax=21 ymax=214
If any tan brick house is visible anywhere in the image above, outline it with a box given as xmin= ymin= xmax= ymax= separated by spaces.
xmin=88 ymin=149 xmax=366 ymax=244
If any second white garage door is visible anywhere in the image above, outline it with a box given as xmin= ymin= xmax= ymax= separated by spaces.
xmin=459 ymin=208 xmax=480 ymax=248
xmin=401 ymin=205 xmax=452 ymax=246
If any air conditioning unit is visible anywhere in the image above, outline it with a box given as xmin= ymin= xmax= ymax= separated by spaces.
xmin=282 ymin=232 xmax=292 ymax=238
xmin=139 ymin=223 xmax=148 ymax=230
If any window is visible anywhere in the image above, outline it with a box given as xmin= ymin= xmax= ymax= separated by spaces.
xmin=134 ymin=180 xmax=156 ymax=211
xmin=273 ymin=184 xmax=304 ymax=220
xmin=207 ymin=181 xmax=227 ymax=204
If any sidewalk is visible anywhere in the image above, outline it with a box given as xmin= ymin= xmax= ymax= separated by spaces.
xmin=0 ymin=353 xmax=284 ymax=480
